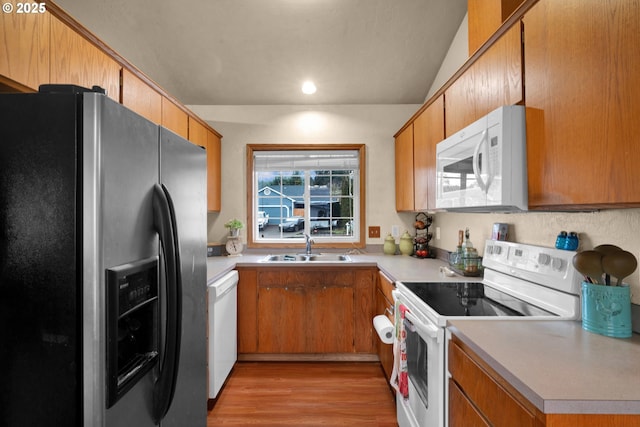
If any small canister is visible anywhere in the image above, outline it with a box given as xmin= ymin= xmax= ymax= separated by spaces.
xmin=399 ymin=231 xmax=414 ymax=256
xmin=383 ymin=234 xmax=396 ymax=255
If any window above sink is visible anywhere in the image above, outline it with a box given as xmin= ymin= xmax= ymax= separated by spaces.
xmin=247 ymin=144 xmax=366 ymax=249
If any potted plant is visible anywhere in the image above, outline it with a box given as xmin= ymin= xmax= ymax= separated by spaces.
xmin=224 ymin=219 xmax=244 ymax=237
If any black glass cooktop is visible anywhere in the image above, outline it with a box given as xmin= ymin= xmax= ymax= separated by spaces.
xmin=401 ymin=282 xmax=555 ymax=317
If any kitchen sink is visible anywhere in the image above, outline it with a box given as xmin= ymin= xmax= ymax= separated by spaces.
xmin=260 ymin=253 xmax=352 ymax=263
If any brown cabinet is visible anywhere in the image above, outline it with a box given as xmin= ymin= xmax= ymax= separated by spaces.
xmin=467 ymin=0 xmax=524 ymax=55
xmin=237 ymin=266 xmax=376 ymax=357
xmin=376 ymin=271 xmax=395 ymax=382
xmin=394 ymin=95 xmax=444 ymax=212
xmin=445 ymin=22 xmax=522 ymax=137
xmin=121 ymin=68 xmax=162 ymax=124
xmin=395 ymin=123 xmax=414 ymax=211
xmin=188 ymin=117 xmax=222 ymax=212
xmin=449 ymin=331 xmax=640 ymax=427
xmin=448 ymin=337 xmax=537 ymax=427
xmin=161 ymin=96 xmax=189 ymax=139
xmin=50 ymin=16 xmax=120 ymax=102
xmin=523 ymin=0 xmax=640 ymax=208
xmin=0 ymin=11 xmax=50 ymax=91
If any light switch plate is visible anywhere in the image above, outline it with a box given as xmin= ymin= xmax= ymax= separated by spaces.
xmin=368 ymin=226 xmax=381 ymax=238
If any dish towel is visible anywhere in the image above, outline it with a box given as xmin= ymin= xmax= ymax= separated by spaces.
xmin=391 ymin=300 xmax=409 ymax=399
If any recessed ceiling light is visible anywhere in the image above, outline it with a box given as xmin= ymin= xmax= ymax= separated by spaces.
xmin=302 ymin=81 xmax=317 ymax=95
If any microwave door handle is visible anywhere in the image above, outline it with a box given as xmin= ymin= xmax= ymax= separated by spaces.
xmin=472 ymin=129 xmax=491 ymax=192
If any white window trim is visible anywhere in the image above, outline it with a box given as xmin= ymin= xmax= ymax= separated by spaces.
xmin=247 ymin=144 xmax=366 ymax=249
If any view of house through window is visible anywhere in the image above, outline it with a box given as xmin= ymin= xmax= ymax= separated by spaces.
xmin=249 ymin=146 xmax=364 ymax=245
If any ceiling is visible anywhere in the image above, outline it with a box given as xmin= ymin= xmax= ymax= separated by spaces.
xmin=55 ymin=0 xmax=467 ymax=106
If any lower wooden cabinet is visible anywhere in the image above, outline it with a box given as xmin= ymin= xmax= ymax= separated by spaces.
xmin=237 ymin=266 xmax=376 ymax=356
xmin=376 ymin=271 xmax=395 ymax=381
xmin=448 ymin=332 xmax=640 ymax=427
xmin=448 ymin=337 xmax=536 ymax=427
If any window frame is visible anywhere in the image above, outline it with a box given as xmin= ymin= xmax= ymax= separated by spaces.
xmin=246 ymin=144 xmax=366 ymax=249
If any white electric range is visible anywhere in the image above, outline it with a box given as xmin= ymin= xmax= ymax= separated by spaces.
xmin=393 ymin=240 xmax=582 ymax=427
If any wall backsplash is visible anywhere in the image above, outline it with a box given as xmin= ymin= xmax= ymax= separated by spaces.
xmin=418 ymin=208 xmax=640 ymax=304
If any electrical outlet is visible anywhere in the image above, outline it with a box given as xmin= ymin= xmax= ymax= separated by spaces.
xmin=436 ymin=227 xmax=441 ymax=240
xmin=391 ymin=225 xmax=400 ymax=238
xmin=368 ymin=226 xmax=381 ymax=238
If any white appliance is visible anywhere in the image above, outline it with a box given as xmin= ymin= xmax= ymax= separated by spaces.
xmin=393 ymin=240 xmax=582 ymax=427
xmin=435 ymin=105 xmax=527 ymax=211
xmin=208 ymin=270 xmax=239 ymax=398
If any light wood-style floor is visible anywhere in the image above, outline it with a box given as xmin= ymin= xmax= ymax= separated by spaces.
xmin=208 ymin=362 xmax=398 ymax=426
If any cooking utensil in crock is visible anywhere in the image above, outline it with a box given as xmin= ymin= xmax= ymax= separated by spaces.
xmin=572 ymin=250 xmax=604 ymax=285
xmin=602 ymin=251 xmax=638 ymax=286
xmin=593 ymin=244 xmax=623 ymax=285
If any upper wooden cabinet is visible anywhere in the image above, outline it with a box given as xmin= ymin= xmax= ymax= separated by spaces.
xmin=523 ymin=0 xmax=640 ymax=208
xmin=189 ymin=117 xmax=222 ymax=212
xmin=413 ymin=96 xmax=444 ymax=211
xmin=468 ymin=0 xmax=524 ymax=54
xmin=395 ymin=95 xmax=444 ymax=212
xmin=395 ymin=123 xmax=414 ymax=211
xmin=50 ymin=16 xmax=120 ymax=102
xmin=161 ymin=96 xmax=189 ymax=139
xmin=121 ymin=68 xmax=162 ymax=124
xmin=206 ymin=130 xmax=222 ymax=212
xmin=445 ymin=22 xmax=522 ymax=137
xmin=0 ymin=11 xmax=50 ymax=91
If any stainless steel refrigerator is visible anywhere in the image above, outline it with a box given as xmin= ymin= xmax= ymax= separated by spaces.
xmin=0 ymin=85 xmax=207 ymax=426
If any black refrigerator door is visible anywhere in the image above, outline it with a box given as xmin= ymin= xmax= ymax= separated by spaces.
xmin=0 ymin=93 xmax=81 ymax=426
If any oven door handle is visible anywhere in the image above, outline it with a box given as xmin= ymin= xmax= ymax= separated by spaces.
xmin=404 ymin=311 xmax=440 ymax=342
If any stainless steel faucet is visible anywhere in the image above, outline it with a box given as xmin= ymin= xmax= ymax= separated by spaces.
xmin=304 ymin=233 xmax=314 ymax=255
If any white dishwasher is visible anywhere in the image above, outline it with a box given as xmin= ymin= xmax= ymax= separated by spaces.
xmin=207 ymin=270 xmax=238 ymax=398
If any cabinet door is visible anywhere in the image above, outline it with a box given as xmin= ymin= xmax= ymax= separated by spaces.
xmin=257 ymin=285 xmax=306 ymax=353
xmin=468 ymin=0 xmax=523 ymax=54
xmin=524 ymin=0 xmax=640 ymax=208
xmin=121 ymin=68 xmax=161 ymax=124
xmin=376 ymin=271 xmax=395 ymax=380
xmin=237 ymin=269 xmax=258 ymax=353
xmin=162 ymin=96 xmax=189 ymax=139
xmin=395 ymin=123 xmax=414 ymax=211
xmin=413 ymin=95 xmax=444 ymax=211
xmin=188 ymin=117 xmax=222 ymax=212
xmin=445 ymin=22 xmax=522 ymax=136
xmin=50 ymin=16 xmax=120 ymax=101
xmin=206 ymin=130 xmax=222 ymax=212
xmin=306 ymin=284 xmax=354 ymax=353
xmin=353 ymin=269 xmax=375 ymax=353
xmin=0 ymin=11 xmax=50 ymax=91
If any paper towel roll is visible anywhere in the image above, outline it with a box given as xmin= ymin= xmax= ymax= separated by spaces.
xmin=373 ymin=314 xmax=394 ymax=344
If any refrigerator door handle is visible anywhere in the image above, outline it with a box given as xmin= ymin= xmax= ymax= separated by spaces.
xmin=152 ymin=183 xmax=183 ymax=424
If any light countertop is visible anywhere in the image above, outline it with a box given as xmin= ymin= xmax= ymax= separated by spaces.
xmin=448 ymin=319 xmax=640 ymax=414
xmin=206 ymin=252 xmax=475 ymax=285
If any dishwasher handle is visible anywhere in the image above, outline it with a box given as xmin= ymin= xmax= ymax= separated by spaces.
xmin=209 ymin=270 xmax=239 ymax=299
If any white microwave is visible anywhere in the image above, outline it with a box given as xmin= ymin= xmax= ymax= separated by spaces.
xmin=435 ymin=105 xmax=527 ymax=211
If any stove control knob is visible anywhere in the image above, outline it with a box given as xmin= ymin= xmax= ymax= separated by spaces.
xmin=538 ymin=253 xmax=551 ymax=265
xmin=551 ymin=257 xmax=564 ymax=271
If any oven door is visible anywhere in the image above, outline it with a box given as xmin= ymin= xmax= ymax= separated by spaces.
xmin=394 ymin=291 xmax=445 ymax=427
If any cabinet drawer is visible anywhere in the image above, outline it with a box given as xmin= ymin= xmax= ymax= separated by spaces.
xmin=448 ymin=379 xmax=490 ymax=427
xmin=448 ymin=340 xmax=535 ymax=427
xmin=377 ymin=271 xmax=395 ymax=304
